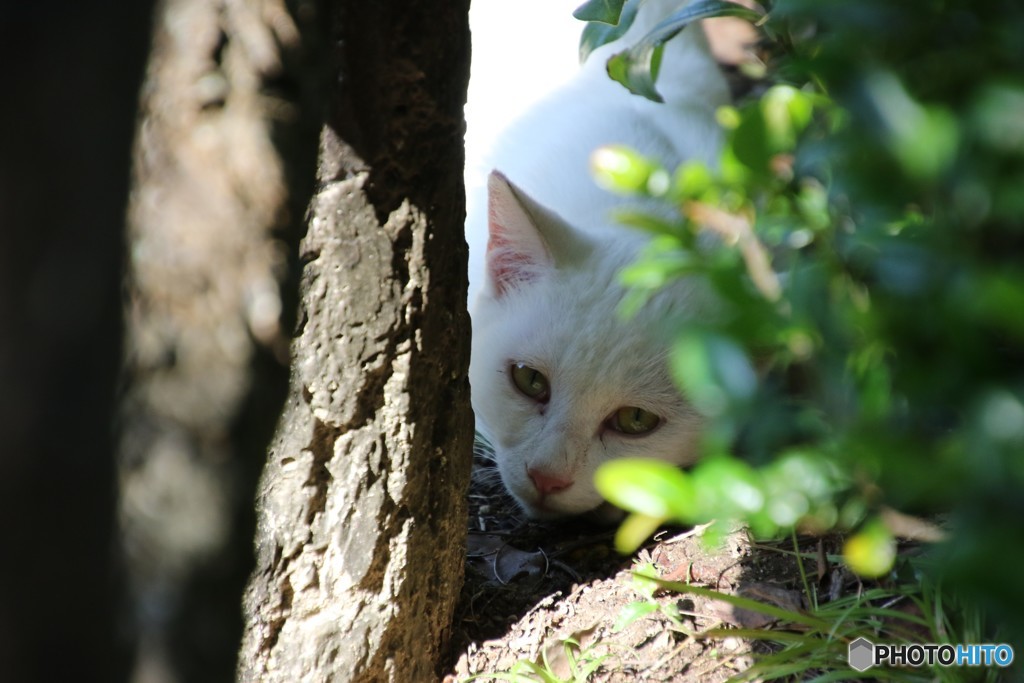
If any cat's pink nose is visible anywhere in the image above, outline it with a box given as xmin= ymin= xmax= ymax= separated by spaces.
xmin=527 ymin=468 xmax=574 ymax=495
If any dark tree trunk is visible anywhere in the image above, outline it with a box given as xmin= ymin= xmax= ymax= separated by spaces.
xmin=0 ymin=3 xmax=153 ymax=682
xmin=239 ymin=2 xmax=474 ymax=681
xmin=118 ymin=0 xmax=325 ymax=680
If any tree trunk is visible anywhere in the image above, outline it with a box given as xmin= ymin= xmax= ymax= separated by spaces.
xmin=239 ymin=2 xmax=474 ymax=681
xmin=0 ymin=4 xmax=152 ymax=682
xmin=119 ymin=0 xmax=325 ymax=681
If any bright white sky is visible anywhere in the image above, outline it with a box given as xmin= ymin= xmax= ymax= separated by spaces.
xmin=464 ymin=1 xmax=586 ymax=205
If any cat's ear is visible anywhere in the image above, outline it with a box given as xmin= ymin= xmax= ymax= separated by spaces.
xmin=485 ymin=170 xmax=593 ymax=297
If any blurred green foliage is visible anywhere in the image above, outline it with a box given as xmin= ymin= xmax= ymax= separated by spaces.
xmin=587 ymin=0 xmax=1024 ymax=649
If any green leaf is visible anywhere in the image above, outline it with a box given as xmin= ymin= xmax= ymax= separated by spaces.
xmin=613 ymin=600 xmax=660 ymax=631
xmin=692 ymin=455 xmax=765 ymax=517
xmin=726 ymin=84 xmax=817 ymax=179
xmin=895 ymin=106 xmax=959 ymax=180
xmin=590 ymin=144 xmax=667 ymax=195
xmin=573 ymin=0 xmax=627 ymax=24
xmin=595 ymin=457 xmax=696 ymax=520
xmin=843 ymin=517 xmax=896 ymax=578
xmin=614 ymin=511 xmax=666 ymax=553
xmin=607 ymin=42 xmax=666 ymax=102
xmin=670 ymin=330 xmax=757 ymax=417
xmin=862 ymin=70 xmax=960 ymax=179
xmin=605 ymin=0 xmax=766 ymax=101
xmin=631 ymin=566 xmax=663 ymax=598
xmin=717 ymin=145 xmax=751 ymax=188
xmin=575 ymin=652 xmax=610 ymax=679
xmin=671 ymin=160 xmax=715 ymax=201
xmin=508 ymin=660 xmax=558 ymax=683
xmin=970 ymin=83 xmax=1024 ymax=154
xmin=731 ymin=105 xmax=771 ymax=175
xmin=761 ymin=85 xmax=814 ymax=152
xmin=716 ymin=105 xmax=742 ymax=130
xmin=609 ymin=209 xmax=683 ymax=237
xmin=758 ymin=462 xmax=812 ymax=528
xmin=795 ymin=179 xmax=830 ymax=230
xmin=578 ymin=0 xmax=639 ymax=63
xmin=619 ymin=248 xmax=694 ymax=291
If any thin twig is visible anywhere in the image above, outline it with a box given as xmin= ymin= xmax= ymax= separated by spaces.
xmin=685 ymin=201 xmax=782 ymax=302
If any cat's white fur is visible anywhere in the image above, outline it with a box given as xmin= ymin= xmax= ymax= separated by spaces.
xmin=467 ymin=0 xmax=730 ymax=518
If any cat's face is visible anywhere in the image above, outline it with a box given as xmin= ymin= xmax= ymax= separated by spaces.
xmin=470 ymin=172 xmax=704 ymax=518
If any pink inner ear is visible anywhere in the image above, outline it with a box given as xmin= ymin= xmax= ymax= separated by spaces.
xmin=486 ymin=226 xmax=537 ymax=296
xmin=485 ymin=172 xmax=550 ymax=296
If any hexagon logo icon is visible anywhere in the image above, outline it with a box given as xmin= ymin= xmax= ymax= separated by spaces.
xmin=848 ymin=637 xmax=875 ymax=672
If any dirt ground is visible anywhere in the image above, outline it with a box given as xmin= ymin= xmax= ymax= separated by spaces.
xmin=442 ymin=449 xmax=854 ymax=682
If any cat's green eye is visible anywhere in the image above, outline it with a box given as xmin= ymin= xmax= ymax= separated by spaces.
xmin=510 ymin=363 xmax=550 ymax=403
xmin=607 ymin=406 xmax=660 ymax=435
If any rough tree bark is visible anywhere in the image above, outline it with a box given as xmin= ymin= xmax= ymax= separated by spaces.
xmin=0 ymin=4 xmax=152 ymax=682
xmin=239 ymin=2 xmax=474 ymax=681
xmin=119 ymin=0 xmax=325 ymax=681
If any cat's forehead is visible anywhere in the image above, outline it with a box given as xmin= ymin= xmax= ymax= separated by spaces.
xmin=510 ymin=275 xmax=693 ymax=399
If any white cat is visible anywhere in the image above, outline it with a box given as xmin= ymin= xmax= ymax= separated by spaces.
xmin=467 ymin=0 xmax=730 ymax=518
